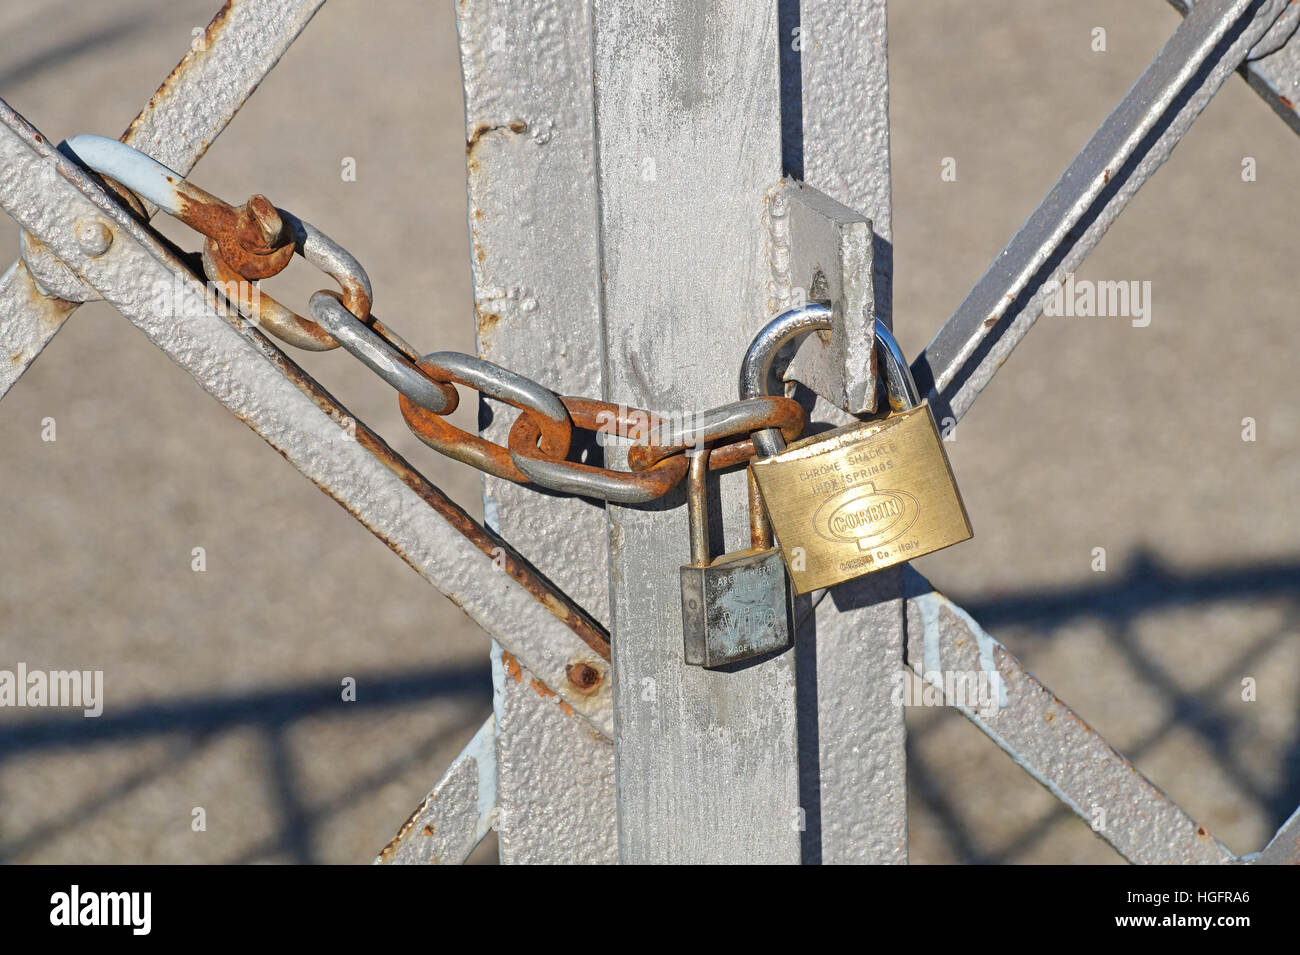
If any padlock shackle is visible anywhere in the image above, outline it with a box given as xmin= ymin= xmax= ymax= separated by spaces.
xmin=739 ymin=304 xmax=919 ymax=457
xmin=686 ymin=445 xmax=776 ymax=564
xmin=686 ymin=448 xmax=710 ymax=568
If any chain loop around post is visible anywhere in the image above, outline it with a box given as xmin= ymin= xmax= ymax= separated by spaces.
xmin=625 ymin=396 xmax=806 ymax=473
xmin=399 ymin=352 xmax=572 ymax=481
xmin=508 ymin=398 xmax=691 ymax=504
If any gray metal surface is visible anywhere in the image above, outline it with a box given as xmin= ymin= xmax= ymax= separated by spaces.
xmin=1252 ymin=805 xmax=1300 ymax=864
xmin=374 ymin=716 xmax=497 ymax=865
xmin=490 ymin=644 xmax=617 ymax=864
xmin=1171 ymin=0 xmax=1300 ymax=133
xmin=902 ymin=568 xmax=1236 ymax=865
xmin=913 ymin=0 xmax=1290 ymax=425
xmin=455 ymin=0 xmax=617 ymax=863
xmin=309 ymin=293 xmax=453 ymax=411
xmin=794 ymin=0 xmax=893 ymax=331
xmin=0 ymin=99 xmax=614 ymax=740
xmin=595 ymin=0 xmax=801 ymax=864
xmin=772 ymin=183 xmax=877 ymax=415
xmin=507 ymin=448 xmax=672 ymax=504
xmin=782 ymin=0 xmax=908 ymax=865
xmin=0 ymin=0 xmax=326 ymax=401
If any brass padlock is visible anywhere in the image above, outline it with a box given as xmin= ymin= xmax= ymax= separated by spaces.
xmin=680 ymin=448 xmax=794 ymax=667
xmin=742 ymin=306 xmax=972 ymax=594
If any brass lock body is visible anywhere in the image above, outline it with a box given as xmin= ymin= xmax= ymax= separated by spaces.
xmin=680 ymin=450 xmax=794 ymax=668
xmin=742 ymin=306 xmax=972 ymax=594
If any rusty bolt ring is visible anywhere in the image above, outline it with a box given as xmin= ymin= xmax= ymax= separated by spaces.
xmin=625 ymin=395 xmax=806 ymax=472
xmin=202 ymin=209 xmax=377 ymax=354
xmin=208 ymin=229 xmax=295 ymax=280
xmin=507 ymin=397 xmax=691 ymax=500
xmin=565 ymin=662 xmax=603 ymax=692
xmin=399 ymin=358 xmax=572 ymax=484
xmin=186 ymin=193 xmax=295 ymax=281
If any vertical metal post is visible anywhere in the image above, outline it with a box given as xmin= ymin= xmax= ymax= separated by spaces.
xmin=457 ymin=0 xmax=617 ymax=862
xmin=791 ymin=0 xmax=907 ymax=864
xmin=594 ymin=1 xmax=802 ymax=863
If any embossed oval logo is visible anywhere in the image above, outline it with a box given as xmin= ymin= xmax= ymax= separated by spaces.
xmin=814 ymin=482 xmax=919 ymax=550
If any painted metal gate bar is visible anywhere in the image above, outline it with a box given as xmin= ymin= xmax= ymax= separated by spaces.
xmin=376 ymin=716 xmax=497 ymax=865
xmin=456 ymin=0 xmax=617 ymax=864
xmin=0 ymin=100 xmax=614 ymax=739
xmin=913 ymin=0 xmax=1290 ymax=425
xmin=1170 ymin=0 xmax=1300 ymax=133
xmin=902 ymin=569 xmax=1236 ymax=865
xmin=594 ymin=0 xmax=802 ymax=864
xmin=0 ymin=0 xmax=326 ymax=400
xmin=788 ymin=0 xmax=907 ymax=864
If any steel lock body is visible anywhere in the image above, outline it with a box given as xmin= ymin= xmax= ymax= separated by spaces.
xmin=680 ymin=547 xmax=791 ymax=667
xmin=750 ymin=401 xmax=970 ymax=594
xmin=680 ymin=451 xmax=794 ymax=668
xmin=742 ymin=306 xmax=972 ymax=595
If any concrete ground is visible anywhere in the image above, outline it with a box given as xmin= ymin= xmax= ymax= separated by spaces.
xmin=0 ymin=0 xmax=1297 ymax=864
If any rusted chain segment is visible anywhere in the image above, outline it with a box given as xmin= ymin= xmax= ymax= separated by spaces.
xmin=400 ymin=352 xmax=572 ymax=482
xmin=63 ymin=135 xmax=814 ymax=503
xmin=626 ymin=395 xmax=805 ymax=473
xmin=509 ymin=397 xmax=691 ymax=502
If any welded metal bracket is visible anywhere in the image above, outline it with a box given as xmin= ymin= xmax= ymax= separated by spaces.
xmin=771 ymin=181 xmax=877 ymax=415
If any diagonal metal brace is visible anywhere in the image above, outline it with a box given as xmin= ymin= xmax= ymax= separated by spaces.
xmin=0 ymin=0 xmax=327 ymax=401
xmin=901 ymin=568 xmax=1235 ymax=865
xmin=1169 ymin=0 xmax=1300 ymax=134
xmin=0 ymin=99 xmax=614 ymax=737
xmin=912 ymin=0 xmax=1290 ymax=425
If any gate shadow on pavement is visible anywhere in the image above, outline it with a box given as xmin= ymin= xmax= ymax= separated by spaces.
xmin=0 ymin=662 xmax=490 ymax=863
xmin=3 ymin=548 xmax=1297 ymax=863
xmin=910 ymin=547 xmax=1300 ymax=863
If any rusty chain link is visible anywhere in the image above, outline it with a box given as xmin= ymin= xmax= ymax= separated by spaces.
xmin=64 ymin=136 xmax=807 ymax=502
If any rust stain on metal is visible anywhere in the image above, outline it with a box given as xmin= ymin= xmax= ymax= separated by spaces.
xmin=177 ymin=189 xmax=294 ymax=280
xmin=501 ymin=651 xmax=524 ymax=683
xmin=510 ymin=396 xmax=690 ymax=499
xmin=121 ymin=0 xmax=235 ymax=146
xmin=466 ymin=119 xmax=528 ymax=153
xmin=174 ymin=188 xmax=236 ymax=238
xmin=626 ymin=395 xmax=805 ymax=472
xmin=529 ymin=677 xmax=557 ymax=700
xmin=377 ymin=785 xmax=434 ymax=862
xmin=422 ymin=823 xmax=436 ymax=836
xmin=565 ymin=662 xmax=602 ymax=693
xmin=1282 ymin=95 xmax=1295 ymax=110
xmin=399 ymin=358 xmax=570 ymax=484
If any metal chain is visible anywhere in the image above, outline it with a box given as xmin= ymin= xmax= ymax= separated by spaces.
xmin=63 ymin=136 xmax=807 ymax=502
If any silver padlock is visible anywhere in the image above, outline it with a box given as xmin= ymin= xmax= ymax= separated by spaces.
xmin=680 ymin=448 xmax=794 ymax=668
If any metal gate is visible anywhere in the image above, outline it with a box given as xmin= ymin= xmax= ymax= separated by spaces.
xmin=1 ymin=0 xmax=1297 ymax=864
